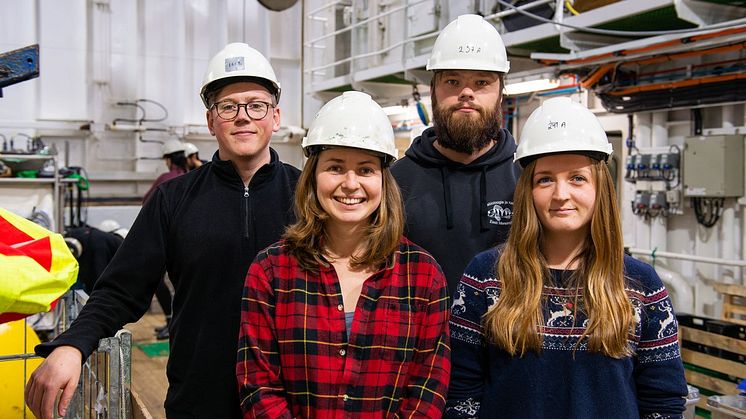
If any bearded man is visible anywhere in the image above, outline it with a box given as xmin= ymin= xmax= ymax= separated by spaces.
xmin=392 ymin=14 xmax=521 ymax=297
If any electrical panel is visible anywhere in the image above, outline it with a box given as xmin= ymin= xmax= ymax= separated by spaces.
xmin=683 ymin=135 xmax=744 ymax=197
xmin=625 ymin=146 xmax=682 ymax=218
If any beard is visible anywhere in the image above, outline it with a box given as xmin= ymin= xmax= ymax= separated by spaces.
xmin=432 ymin=96 xmax=502 ymax=154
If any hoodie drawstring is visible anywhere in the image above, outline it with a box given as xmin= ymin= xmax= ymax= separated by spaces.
xmin=441 ymin=168 xmax=454 ymax=229
xmin=480 ymin=166 xmax=488 ymax=231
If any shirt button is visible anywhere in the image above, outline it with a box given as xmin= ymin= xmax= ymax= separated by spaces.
xmin=343 ymin=394 xmax=349 ymax=402
xmin=337 ymin=304 xmax=344 ymax=311
xmin=339 ymin=348 xmax=346 ymax=356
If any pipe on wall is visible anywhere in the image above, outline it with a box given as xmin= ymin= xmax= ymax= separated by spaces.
xmin=655 ymin=265 xmax=695 ymax=314
xmin=720 ymin=105 xmax=739 ymax=283
xmin=629 ymin=247 xmax=746 ymax=267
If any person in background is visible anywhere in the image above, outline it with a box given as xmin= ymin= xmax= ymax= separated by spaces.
xmin=446 ymin=97 xmax=688 ymax=418
xmin=184 ymin=142 xmax=205 ymax=171
xmin=237 ymin=91 xmax=450 ymax=418
xmin=143 ymin=139 xmax=188 ymax=202
xmin=143 ymin=142 xmax=188 ymax=340
xmin=25 ymin=42 xmax=300 ymax=419
xmin=391 ymin=14 xmax=521 ymax=298
xmin=63 ymin=220 xmax=127 ymax=294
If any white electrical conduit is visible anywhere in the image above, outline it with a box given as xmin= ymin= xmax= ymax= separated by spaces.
xmin=628 ymin=248 xmax=746 ymax=267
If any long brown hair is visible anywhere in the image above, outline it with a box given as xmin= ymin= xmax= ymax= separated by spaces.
xmin=283 ymin=151 xmax=405 ymax=272
xmin=483 ymin=157 xmax=633 ymax=358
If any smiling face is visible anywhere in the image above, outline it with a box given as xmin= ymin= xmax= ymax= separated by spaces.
xmin=315 ymin=147 xmax=383 ymax=231
xmin=532 ymin=154 xmax=597 ymax=241
xmin=206 ymin=81 xmax=280 ymax=163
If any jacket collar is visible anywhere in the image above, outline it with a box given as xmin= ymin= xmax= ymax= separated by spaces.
xmin=210 ymin=148 xmax=280 ymax=187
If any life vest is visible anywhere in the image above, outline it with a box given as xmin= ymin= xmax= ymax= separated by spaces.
xmin=0 ymin=207 xmax=78 ymax=324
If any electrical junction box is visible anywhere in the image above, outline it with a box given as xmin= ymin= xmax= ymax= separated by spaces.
xmin=683 ymin=135 xmax=744 ymax=197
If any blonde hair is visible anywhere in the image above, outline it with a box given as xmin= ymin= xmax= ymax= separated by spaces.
xmin=483 ymin=157 xmax=634 ymax=358
xmin=283 ymin=152 xmax=404 ymax=272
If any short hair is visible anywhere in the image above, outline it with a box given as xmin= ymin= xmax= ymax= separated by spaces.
xmin=164 ymin=151 xmax=188 ymax=172
xmin=283 ymin=151 xmax=405 ymax=272
xmin=204 ymin=77 xmax=278 ymax=108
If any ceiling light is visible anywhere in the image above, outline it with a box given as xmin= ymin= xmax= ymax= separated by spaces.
xmin=504 ymin=78 xmax=561 ymax=96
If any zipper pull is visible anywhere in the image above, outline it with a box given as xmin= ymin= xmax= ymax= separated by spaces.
xmin=244 ymin=186 xmax=249 ymax=198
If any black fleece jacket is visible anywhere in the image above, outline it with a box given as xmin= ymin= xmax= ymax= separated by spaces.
xmin=391 ymin=127 xmax=521 ymax=297
xmin=37 ymin=149 xmax=300 ymax=418
xmin=64 ymin=226 xmax=123 ymax=294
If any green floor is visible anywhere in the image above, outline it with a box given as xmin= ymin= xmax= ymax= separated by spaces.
xmin=135 ymin=341 xmax=169 ymax=358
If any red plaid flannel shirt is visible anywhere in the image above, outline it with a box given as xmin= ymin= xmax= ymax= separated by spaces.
xmin=237 ymin=237 xmax=451 ymax=418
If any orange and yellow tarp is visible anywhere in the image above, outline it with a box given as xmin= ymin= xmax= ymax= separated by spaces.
xmin=0 ymin=207 xmax=78 ymax=324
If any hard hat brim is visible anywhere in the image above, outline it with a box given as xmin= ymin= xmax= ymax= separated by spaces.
xmin=517 ymin=150 xmax=610 ymax=168
xmin=200 ymin=76 xmax=281 ymax=108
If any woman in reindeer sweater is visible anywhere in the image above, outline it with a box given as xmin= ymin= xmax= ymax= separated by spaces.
xmin=446 ymin=97 xmax=687 ymax=419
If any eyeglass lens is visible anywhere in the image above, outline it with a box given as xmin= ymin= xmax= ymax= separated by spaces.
xmin=215 ymin=101 xmax=272 ymax=120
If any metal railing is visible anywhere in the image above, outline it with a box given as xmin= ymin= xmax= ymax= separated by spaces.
xmin=0 ymin=289 xmax=132 ymax=418
xmin=65 ymin=330 xmax=132 ymax=419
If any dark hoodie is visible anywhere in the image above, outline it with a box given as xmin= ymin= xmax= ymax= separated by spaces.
xmin=391 ymin=127 xmax=521 ymax=297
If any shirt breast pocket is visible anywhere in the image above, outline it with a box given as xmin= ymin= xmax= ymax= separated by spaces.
xmin=380 ymin=300 xmax=424 ymax=363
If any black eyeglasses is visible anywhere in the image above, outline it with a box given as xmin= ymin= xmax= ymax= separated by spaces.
xmin=212 ymin=100 xmax=274 ymax=121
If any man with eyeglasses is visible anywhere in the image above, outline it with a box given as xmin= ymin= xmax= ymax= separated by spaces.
xmin=26 ymin=43 xmax=300 ymax=419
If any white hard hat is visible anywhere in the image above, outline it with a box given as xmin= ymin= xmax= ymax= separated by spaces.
xmin=200 ymin=42 xmax=281 ymax=108
xmin=64 ymin=237 xmax=83 ymax=259
xmin=162 ymin=139 xmax=185 ymax=156
xmin=112 ymin=228 xmax=128 ymax=239
xmin=427 ymin=14 xmax=510 ymax=73
xmin=302 ymin=91 xmax=397 ymax=164
xmin=514 ymin=97 xmax=613 ymax=167
xmin=183 ymin=142 xmax=199 ymax=157
xmin=98 ymin=219 xmax=121 ymax=233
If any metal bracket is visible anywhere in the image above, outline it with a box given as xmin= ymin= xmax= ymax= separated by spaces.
xmin=0 ymin=44 xmax=40 ymax=97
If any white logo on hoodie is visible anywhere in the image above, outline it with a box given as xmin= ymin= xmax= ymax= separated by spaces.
xmin=487 ymin=201 xmax=513 ymax=225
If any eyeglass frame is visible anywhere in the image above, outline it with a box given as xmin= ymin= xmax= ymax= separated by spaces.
xmin=210 ymin=100 xmax=276 ymax=121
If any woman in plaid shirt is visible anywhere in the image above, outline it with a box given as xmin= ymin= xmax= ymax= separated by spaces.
xmin=237 ymin=91 xmax=451 ymax=418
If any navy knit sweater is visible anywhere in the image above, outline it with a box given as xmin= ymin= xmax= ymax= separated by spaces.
xmin=446 ymin=249 xmax=688 ymax=419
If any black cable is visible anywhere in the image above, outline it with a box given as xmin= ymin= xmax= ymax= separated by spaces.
xmin=705 ymin=199 xmax=714 ymax=226
xmin=596 ymin=77 xmax=746 ymax=113
xmin=692 ymin=108 xmax=703 ymax=136
xmin=693 ymin=197 xmax=723 ymax=228
xmin=136 ymin=99 xmax=169 ymax=123
xmin=113 ymin=102 xmax=145 ymax=125
xmin=136 ymin=132 xmax=165 ymax=145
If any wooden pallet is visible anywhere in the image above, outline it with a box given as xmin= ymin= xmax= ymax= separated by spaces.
xmin=714 ymin=284 xmax=746 ymax=326
xmin=680 ymin=325 xmax=746 ymax=417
